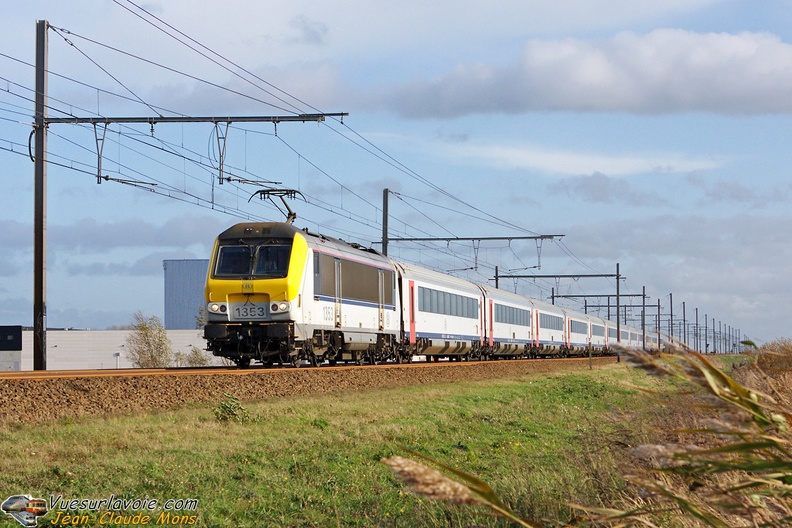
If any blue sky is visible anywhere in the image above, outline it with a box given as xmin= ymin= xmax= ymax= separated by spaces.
xmin=1 ymin=0 xmax=790 ymax=344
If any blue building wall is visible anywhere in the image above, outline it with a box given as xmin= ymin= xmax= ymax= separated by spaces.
xmin=163 ymin=259 xmax=210 ymax=330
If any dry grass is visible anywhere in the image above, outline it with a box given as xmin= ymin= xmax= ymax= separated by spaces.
xmin=582 ymin=342 xmax=792 ymax=527
xmin=384 ymin=341 xmax=792 ymax=527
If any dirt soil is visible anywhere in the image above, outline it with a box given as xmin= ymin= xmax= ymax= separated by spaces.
xmin=0 ymin=357 xmax=616 ymax=426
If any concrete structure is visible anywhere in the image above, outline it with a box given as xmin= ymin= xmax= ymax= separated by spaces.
xmin=0 ymin=326 xmax=22 ymax=371
xmin=0 ymin=350 xmax=21 ymax=371
xmin=8 ymin=329 xmax=222 ymax=371
xmin=163 ymin=259 xmax=209 ymax=330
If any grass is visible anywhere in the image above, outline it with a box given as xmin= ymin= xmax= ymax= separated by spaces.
xmin=5 ymin=348 xmax=784 ymax=528
xmin=0 ymin=364 xmax=663 ymax=527
xmin=574 ymin=342 xmax=792 ymax=527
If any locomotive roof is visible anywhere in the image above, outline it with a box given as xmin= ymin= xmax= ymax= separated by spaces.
xmin=219 ymin=222 xmax=390 ymax=264
xmin=217 ymin=222 xmax=303 ymax=240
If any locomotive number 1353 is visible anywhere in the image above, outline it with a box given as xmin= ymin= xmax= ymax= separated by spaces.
xmin=230 ymin=303 xmax=268 ymax=320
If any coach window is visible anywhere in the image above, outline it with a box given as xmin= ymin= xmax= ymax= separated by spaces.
xmin=314 ymin=253 xmax=337 ymax=297
xmin=341 ymin=260 xmax=379 ymax=303
xmin=382 ymin=270 xmax=395 ymax=306
xmin=571 ymin=320 xmax=588 ymax=335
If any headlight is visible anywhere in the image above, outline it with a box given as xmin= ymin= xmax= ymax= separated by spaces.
xmin=270 ymin=302 xmax=291 ymax=313
xmin=208 ymin=303 xmax=228 ymax=313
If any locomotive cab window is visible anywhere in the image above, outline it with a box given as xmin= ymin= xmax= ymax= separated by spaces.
xmin=215 ymin=239 xmax=292 ymax=278
xmin=215 ymin=246 xmax=251 ymax=276
xmin=254 ymin=242 xmax=292 ymax=278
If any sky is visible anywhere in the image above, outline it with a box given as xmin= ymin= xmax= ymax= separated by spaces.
xmin=1 ymin=0 xmax=790 ymax=345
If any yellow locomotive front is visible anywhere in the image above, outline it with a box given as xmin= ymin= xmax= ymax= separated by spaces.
xmin=204 ymin=222 xmax=308 ymax=367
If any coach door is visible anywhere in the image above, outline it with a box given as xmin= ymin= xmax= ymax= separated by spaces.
xmin=334 ymin=259 xmax=342 ymax=327
xmin=377 ymin=270 xmax=385 ymax=330
xmin=408 ymin=281 xmax=416 ymax=344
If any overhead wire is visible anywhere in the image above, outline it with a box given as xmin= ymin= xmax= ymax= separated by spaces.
xmin=4 ymin=32 xmax=420 ymax=242
xmin=107 ymin=1 xmax=550 ymax=238
xmin=47 ymin=24 xmax=301 ymax=116
xmin=111 ymin=0 xmax=307 ymax=115
xmin=3 ymin=12 xmax=603 ymax=305
xmin=48 ymin=24 xmax=163 ymax=118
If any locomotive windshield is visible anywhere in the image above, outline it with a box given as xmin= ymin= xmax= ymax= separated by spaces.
xmin=215 ymin=238 xmax=292 ymax=278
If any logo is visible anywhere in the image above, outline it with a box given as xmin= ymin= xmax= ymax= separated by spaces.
xmin=2 ymin=495 xmax=48 ymax=527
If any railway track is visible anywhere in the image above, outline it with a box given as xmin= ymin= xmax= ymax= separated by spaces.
xmin=0 ymin=356 xmax=617 ymax=425
xmin=0 ymin=355 xmax=615 ymax=380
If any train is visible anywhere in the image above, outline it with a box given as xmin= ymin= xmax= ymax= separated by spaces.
xmin=203 ymin=222 xmax=659 ymax=367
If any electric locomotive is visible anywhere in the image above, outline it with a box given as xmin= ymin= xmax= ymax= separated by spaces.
xmin=203 ymin=222 xmax=401 ymax=367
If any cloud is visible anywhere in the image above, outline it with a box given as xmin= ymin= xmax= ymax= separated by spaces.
xmin=48 ymin=215 xmax=227 ymax=253
xmin=442 ymin=141 xmax=722 ymax=176
xmin=65 ymin=250 xmax=196 ymax=276
xmin=547 ymin=172 xmax=668 ymax=205
xmin=384 ymin=29 xmax=792 ymax=117
xmin=288 ymin=15 xmax=328 ymax=46
xmin=685 ymin=174 xmax=790 ymax=207
xmin=569 ymin=212 xmax=792 ymax=268
xmin=552 ymin=212 xmax=792 ymax=340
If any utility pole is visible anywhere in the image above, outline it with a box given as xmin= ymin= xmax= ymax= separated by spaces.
xmin=34 ymin=20 xmax=48 ymax=370
xmin=382 ymin=188 xmax=389 ymax=256
xmin=669 ymin=293 xmax=673 ymax=342
xmin=616 ymin=263 xmax=621 ymax=344
xmin=695 ymin=308 xmax=699 ymax=352
xmin=642 ymin=286 xmax=646 ymax=350
xmin=657 ymin=300 xmax=661 ymax=347
xmin=705 ymin=314 xmax=709 ymax=353
xmin=32 ymin=20 xmax=346 ymax=370
xmin=682 ymin=301 xmax=687 ymax=349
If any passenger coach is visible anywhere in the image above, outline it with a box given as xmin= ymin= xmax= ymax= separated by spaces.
xmin=395 ymin=261 xmax=484 ymax=361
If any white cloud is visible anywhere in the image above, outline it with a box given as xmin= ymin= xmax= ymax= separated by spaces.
xmin=443 ymin=141 xmax=722 ymax=176
xmin=384 ymin=29 xmax=792 ymax=117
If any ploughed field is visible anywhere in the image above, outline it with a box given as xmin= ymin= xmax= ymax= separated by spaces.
xmin=0 ymin=356 xmax=616 ymax=425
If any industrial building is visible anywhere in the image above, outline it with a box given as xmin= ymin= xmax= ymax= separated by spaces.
xmin=163 ymin=259 xmax=209 ymax=330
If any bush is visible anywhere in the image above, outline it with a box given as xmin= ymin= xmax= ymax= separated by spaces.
xmin=585 ymin=343 xmax=792 ymax=527
xmin=213 ymin=393 xmax=251 ymax=423
xmin=173 ymin=346 xmax=213 ymax=367
xmin=124 ymin=312 xmax=173 ymax=368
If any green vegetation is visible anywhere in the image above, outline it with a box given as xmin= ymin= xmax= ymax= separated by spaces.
xmin=1 ymin=347 xmax=786 ymax=527
xmin=213 ymin=393 xmax=251 ymax=423
xmin=0 ymin=365 xmax=657 ymax=527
